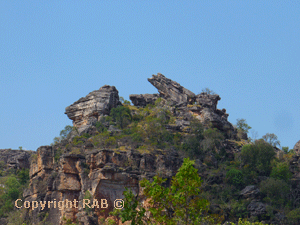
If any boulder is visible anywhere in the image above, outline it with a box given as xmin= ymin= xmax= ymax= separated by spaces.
xmin=148 ymin=73 xmax=195 ymax=105
xmin=195 ymin=92 xmax=221 ymax=111
xmin=240 ymin=185 xmax=260 ymax=199
xmin=247 ymin=200 xmax=267 ymax=217
xmin=294 ymin=140 xmax=300 ymax=155
xmin=129 ymin=94 xmax=159 ymax=107
xmin=65 ymin=85 xmax=121 ymax=134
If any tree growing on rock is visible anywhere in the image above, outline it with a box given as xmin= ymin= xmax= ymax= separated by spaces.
xmin=112 ymin=158 xmax=221 ymax=225
xmin=201 ymin=88 xmax=216 ymax=95
xmin=262 ymin=133 xmax=281 ymax=148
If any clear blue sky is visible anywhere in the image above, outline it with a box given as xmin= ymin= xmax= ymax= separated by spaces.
xmin=1 ymin=1 xmax=299 ymax=151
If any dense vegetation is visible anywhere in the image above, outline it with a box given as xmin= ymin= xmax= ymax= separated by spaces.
xmin=0 ymin=164 xmax=30 ymax=224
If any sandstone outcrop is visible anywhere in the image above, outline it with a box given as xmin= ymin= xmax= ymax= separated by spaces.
xmin=294 ymin=140 xmax=300 ymax=155
xmin=0 ymin=149 xmax=35 ymax=169
xmin=130 ymin=73 xmax=237 ymax=138
xmin=23 ymin=146 xmax=184 ymax=225
xmin=65 ymin=85 xmax=121 ymax=134
xmin=147 ymin=73 xmax=195 ymax=105
xmin=129 ymin=94 xmax=159 ymax=107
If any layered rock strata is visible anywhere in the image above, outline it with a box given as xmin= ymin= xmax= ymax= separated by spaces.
xmin=65 ymin=85 xmax=121 ymax=134
xmin=147 ymin=73 xmax=195 ymax=105
xmin=23 ymin=146 xmax=183 ymax=225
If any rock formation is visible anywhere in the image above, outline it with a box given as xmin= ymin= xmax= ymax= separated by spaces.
xmin=65 ymin=85 xmax=121 ymax=134
xmin=23 ymin=146 xmax=183 ymax=225
xmin=294 ymin=140 xmax=300 ymax=155
xmin=147 ymin=73 xmax=195 ymax=105
xmin=145 ymin=73 xmax=236 ymax=138
xmin=0 ymin=149 xmax=35 ymax=169
xmin=129 ymin=94 xmax=159 ymax=107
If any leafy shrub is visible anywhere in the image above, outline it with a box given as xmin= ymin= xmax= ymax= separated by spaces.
xmin=228 ymin=218 xmax=271 ymax=224
xmin=17 ymin=169 xmax=29 ymax=185
xmin=104 ymin=137 xmax=117 ymax=148
xmin=54 ymin=147 xmax=63 ymax=162
xmin=0 ymin=175 xmax=21 ymax=217
xmin=95 ymin=121 xmax=107 ymax=133
xmin=229 ymin=200 xmax=249 ymax=219
xmin=72 ymin=133 xmax=91 ymax=145
xmin=201 ymin=127 xmax=224 ymax=153
xmin=52 ymin=125 xmax=74 ymax=145
xmin=270 ymin=160 xmax=292 ymax=183
xmin=287 ymin=208 xmax=300 ymax=224
xmin=260 ymin=177 xmax=289 ymax=208
xmin=226 ymin=168 xmax=244 ymax=188
xmin=110 ymin=106 xmax=132 ymax=129
xmin=181 ymin=119 xmax=204 ymax=157
xmin=84 ymin=190 xmax=92 ymax=214
xmin=240 ymin=140 xmax=275 ymax=177
xmin=236 ymin=119 xmax=252 ymax=134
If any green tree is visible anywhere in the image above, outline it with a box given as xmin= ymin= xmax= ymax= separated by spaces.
xmin=52 ymin=125 xmax=74 ymax=145
xmin=17 ymin=169 xmax=29 ymax=185
xmin=260 ymin=177 xmax=289 ymax=208
xmin=181 ymin=119 xmax=204 ymax=157
xmin=110 ymin=188 xmax=146 ymax=225
xmin=112 ymin=158 xmax=215 ymax=225
xmin=110 ymin=106 xmax=132 ymax=129
xmin=201 ymin=127 xmax=224 ymax=154
xmin=0 ymin=175 xmax=21 ymax=217
xmin=236 ymin=119 xmax=251 ymax=140
xmin=236 ymin=119 xmax=252 ymax=134
xmin=59 ymin=125 xmax=73 ymax=139
xmin=226 ymin=168 xmax=244 ymax=188
xmin=282 ymin=146 xmax=289 ymax=154
xmin=270 ymin=161 xmax=292 ymax=183
xmin=262 ymin=133 xmax=280 ymax=148
xmin=240 ymin=140 xmax=276 ymax=177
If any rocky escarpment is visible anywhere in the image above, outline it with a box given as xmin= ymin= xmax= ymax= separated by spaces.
xmin=0 ymin=149 xmax=35 ymax=169
xmin=21 ymin=73 xmax=257 ymax=224
xmin=23 ymin=146 xmax=183 ymax=225
xmin=65 ymin=85 xmax=121 ymax=135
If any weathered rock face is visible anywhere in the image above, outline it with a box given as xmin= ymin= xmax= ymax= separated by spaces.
xmin=65 ymin=85 xmax=121 ymax=134
xmin=294 ymin=140 xmax=300 ymax=155
xmin=0 ymin=149 xmax=35 ymax=169
xmin=148 ymin=73 xmax=195 ymax=105
xmin=23 ymin=146 xmax=183 ymax=225
xmin=247 ymin=200 xmax=267 ymax=218
xmin=142 ymin=73 xmax=236 ymax=138
xmin=195 ymin=93 xmax=221 ymax=111
xmin=240 ymin=185 xmax=261 ymax=200
xmin=129 ymin=94 xmax=159 ymax=107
